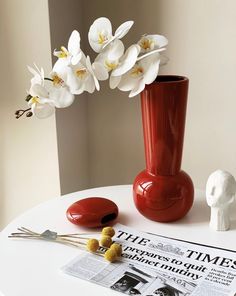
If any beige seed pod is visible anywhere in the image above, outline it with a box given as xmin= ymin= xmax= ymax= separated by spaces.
xmin=110 ymin=243 xmax=122 ymax=257
xmin=86 ymin=238 xmax=99 ymax=252
xmin=104 ymin=249 xmax=117 ymax=262
xmin=100 ymin=235 xmax=113 ymax=248
xmin=102 ymin=226 xmax=115 ymax=237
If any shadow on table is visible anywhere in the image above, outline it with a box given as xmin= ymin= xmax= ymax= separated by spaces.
xmin=118 ymin=213 xmax=133 ymax=225
xmin=177 ymin=193 xmax=210 ymax=225
xmin=228 ymin=201 xmax=236 ymax=230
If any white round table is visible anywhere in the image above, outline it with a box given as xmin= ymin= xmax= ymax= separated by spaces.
xmin=1 ymin=185 xmax=236 ymax=296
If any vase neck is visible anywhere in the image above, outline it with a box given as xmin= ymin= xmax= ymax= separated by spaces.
xmin=141 ymin=78 xmax=189 ymax=176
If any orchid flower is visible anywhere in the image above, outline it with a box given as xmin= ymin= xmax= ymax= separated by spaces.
xmin=67 ymin=53 xmax=107 ymax=94
xmin=88 ymin=17 xmax=134 ymax=53
xmin=28 ymin=84 xmax=55 ymax=119
xmin=109 ymin=44 xmax=141 ymax=89
xmin=53 ymin=30 xmax=82 ymax=74
xmin=138 ymin=34 xmax=168 ymax=54
xmin=95 ymin=39 xmax=124 ymax=75
xmin=28 ymin=81 xmax=75 ymax=118
xmin=16 ymin=18 xmax=169 ymax=119
xmin=49 ymin=86 xmax=74 ymax=108
xmin=116 ymin=52 xmax=161 ymax=98
xmin=27 ymin=64 xmax=45 ymax=92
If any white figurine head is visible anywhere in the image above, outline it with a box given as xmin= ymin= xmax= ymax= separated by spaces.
xmin=206 ymin=170 xmax=236 ymax=208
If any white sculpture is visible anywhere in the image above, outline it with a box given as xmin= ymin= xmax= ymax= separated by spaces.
xmin=206 ymin=170 xmax=236 ymax=231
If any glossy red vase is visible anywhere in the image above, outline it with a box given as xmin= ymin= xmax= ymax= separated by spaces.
xmin=133 ymin=75 xmax=194 ymax=222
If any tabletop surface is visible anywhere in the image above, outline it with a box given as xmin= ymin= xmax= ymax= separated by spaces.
xmin=1 ymin=185 xmax=236 ymax=296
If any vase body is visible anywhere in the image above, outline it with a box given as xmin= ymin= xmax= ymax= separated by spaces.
xmin=133 ymin=75 xmax=194 ymax=222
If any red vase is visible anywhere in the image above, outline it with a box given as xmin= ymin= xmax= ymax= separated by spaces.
xmin=133 ymin=75 xmax=194 ymax=222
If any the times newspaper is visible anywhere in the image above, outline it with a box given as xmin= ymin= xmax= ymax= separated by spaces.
xmin=63 ymin=224 xmax=236 ymax=296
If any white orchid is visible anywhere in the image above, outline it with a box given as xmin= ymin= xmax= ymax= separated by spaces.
xmin=53 ymin=30 xmax=82 ymax=73
xmin=88 ymin=17 xmax=134 ymax=53
xmin=27 ymin=64 xmax=45 ymax=92
xmin=116 ymin=52 xmax=161 ymax=98
xmin=17 ymin=17 xmax=169 ymax=119
xmin=138 ymin=34 xmax=168 ymax=54
xmin=109 ymin=44 xmax=141 ymax=89
xmin=27 ymin=63 xmax=74 ymax=108
xmin=67 ymin=53 xmax=107 ymax=94
xmin=28 ymin=84 xmax=55 ymax=119
xmin=95 ymin=39 xmax=124 ymax=75
xmin=28 ymin=83 xmax=75 ymax=119
xmin=49 ymin=86 xmax=74 ymax=108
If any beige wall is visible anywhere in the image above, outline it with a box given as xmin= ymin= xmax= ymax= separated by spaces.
xmin=153 ymin=0 xmax=236 ymax=190
xmin=0 ymin=0 xmax=60 ymax=229
xmin=79 ymin=0 xmax=236 ymax=190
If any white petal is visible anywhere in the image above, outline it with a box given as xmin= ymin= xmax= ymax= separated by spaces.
xmin=71 ymin=52 xmax=82 ymax=65
xmin=114 ymin=20 xmax=134 ymax=39
xmin=140 ymin=53 xmax=161 ymax=84
xmin=33 ymin=63 xmax=40 ymax=72
xmin=34 ymin=103 xmax=55 ymax=119
xmin=31 ymin=84 xmax=49 ymax=98
xmin=52 ymin=58 xmax=70 ymax=73
xmin=86 ymin=56 xmax=100 ymax=90
xmin=66 ymin=67 xmax=84 ymax=93
xmin=92 ymin=62 xmax=109 ymax=81
xmin=149 ymin=34 xmax=168 ymax=48
xmin=118 ymin=72 xmax=139 ymax=91
xmin=50 ymin=87 xmax=75 ymax=108
xmin=88 ymin=17 xmax=112 ymax=53
xmin=94 ymin=75 xmax=100 ymax=91
xmin=68 ymin=30 xmax=81 ymax=56
xmin=107 ymin=39 xmax=124 ymax=61
xmin=84 ymin=75 xmax=96 ymax=93
xmin=27 ymin=65 xmax=38 ymax=76
xmin=112 ymin=44 xmax=140 ymax=76
xmin=85 ymin=55 xmax=93 ymax=73
xmin=30 ymin=74 xmax=43 ymax=88
xmin=137 ymin=47 xmax=166 ymax=61
xmin=129 ymin=80 xmax=145 ymax=97
xmin=72 ymin=88 xmax=85 ymax=95
xmin=40 ymin=67 xmax=44 ymax=79
xmin=89 ymin=41 xmax=104 ymax=53
xmin=109 ymin=75 xmax=121 ymax=89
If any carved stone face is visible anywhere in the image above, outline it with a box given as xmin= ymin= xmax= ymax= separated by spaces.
xmin=206 ymin=170 xmax=236 ymax=208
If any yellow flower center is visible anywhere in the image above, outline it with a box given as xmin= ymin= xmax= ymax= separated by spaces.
xmin=76 ymin=68 xmax=87 ymax=79
xmin=58 ymin=46 xmax=69 ymax=58
xmin=31 ymin=96 xmax=40 ymax=104
xmin=131 ymin=66 xmax=144 ymax=77
xmin=98 ymin=33 xmax=108 ymax=44
xmin=105 ymin=60 xmax=118 ymax=71
xmin=140 ymin=38 xmax=153 ymax=50
xmin=52 ymin=74 xmax=64 ymax=86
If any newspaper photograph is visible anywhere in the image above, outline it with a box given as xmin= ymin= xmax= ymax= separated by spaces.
xmin=62 ymin=224 xmax=236 ymax=296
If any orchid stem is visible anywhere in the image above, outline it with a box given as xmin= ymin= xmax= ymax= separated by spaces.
xmin=44 ymin=77 xmax=53 ymax=82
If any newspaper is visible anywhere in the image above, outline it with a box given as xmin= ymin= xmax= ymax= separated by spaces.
xmin=63 ymin=224 xmax=236 ymax=296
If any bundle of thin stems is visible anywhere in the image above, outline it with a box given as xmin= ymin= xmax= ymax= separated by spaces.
xmin=8 ymin=226 xmax=122 ymax=262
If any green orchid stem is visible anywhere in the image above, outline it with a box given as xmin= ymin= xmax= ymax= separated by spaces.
xmin=44 ymin=77 xmax=53 ymax=82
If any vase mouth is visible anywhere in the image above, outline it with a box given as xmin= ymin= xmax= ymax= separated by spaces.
xmin=155 ymin=75 xmax=188 ymax=83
